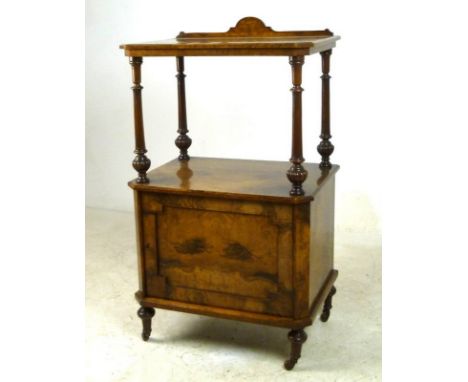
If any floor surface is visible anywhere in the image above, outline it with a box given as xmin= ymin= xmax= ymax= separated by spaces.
xmin=86 ymin=208 xmax=381 ymax=381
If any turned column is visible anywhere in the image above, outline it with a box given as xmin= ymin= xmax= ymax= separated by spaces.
xmin=318 ymin=50 xmax=334 ymax=169
xmin=175 ymin=56 xmax=192 ymax=160
xmin=129 ymin=57 xmax=151 ymax=183
xmin=287 ymin=56 xmax=308 ymax=196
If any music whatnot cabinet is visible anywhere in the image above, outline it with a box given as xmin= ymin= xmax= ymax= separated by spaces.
xmin=120 ymin=17 xmax=340 ymax=370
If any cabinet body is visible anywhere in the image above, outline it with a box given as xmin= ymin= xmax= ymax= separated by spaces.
xmin=132 ymin=158 xmax=337 ymax=329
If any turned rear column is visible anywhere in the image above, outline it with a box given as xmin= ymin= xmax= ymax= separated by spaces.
xmin=175 ymin=56 xmax=192 ymax=160
xmin=318 ymin=50 xmax=334 ymax=169
xmin=287 ymin=56 xmax=308 ymax=196
xmin=129 ymin=57 xmax=151 ymax=183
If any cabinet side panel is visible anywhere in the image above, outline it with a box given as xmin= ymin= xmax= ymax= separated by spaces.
xmin=293 ymin=204 xmax=311 ymax=319
xmin=133 ymin=191 xmax=145 ymax=293
xmin=308 ymin=177 xmax=335 ymax=307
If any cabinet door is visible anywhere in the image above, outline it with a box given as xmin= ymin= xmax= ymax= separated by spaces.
xmin=140 ymin=193 xmax=293 ymax=317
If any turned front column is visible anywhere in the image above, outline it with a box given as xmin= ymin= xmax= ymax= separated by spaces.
xmin=175 ymin=56 xmax=192 ymax=160
xmin=287 ymin=56 xmax=308 ymax=196
xmin=129 ymin=57 xmax=151 ymax=183
xmin=318 ymin=49 xmax=334 ymax=169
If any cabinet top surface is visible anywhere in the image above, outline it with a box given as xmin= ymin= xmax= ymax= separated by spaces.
xmin=129 ymin=157 xmax=339 ymax=204
xmin=120 ymin=17 xmax=340 ymax=57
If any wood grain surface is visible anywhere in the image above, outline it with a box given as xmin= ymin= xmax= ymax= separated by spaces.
xmin=129 ymin=157 xmax=339 ymax=204
xmin=120 ymin=17 xmax=340 ymax=57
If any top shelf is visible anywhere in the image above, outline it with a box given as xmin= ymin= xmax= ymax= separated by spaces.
xmin=120 ymin=17 xmax=340 ymax=57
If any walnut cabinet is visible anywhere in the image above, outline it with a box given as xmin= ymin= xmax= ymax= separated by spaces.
xmin=120 ymin=17 xmax=340 ymax=370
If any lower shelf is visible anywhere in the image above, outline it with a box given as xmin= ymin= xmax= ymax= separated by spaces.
xmin=129 ymin=156 xmax=339 ymax=204
xmin=136 ymin=269 xmax=338 ymax=329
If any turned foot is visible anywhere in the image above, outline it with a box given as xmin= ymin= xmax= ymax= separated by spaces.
xmin=284 ymin=328 xmax=307 ymax=370
xmin=320 ymin=286 xmax=337 ymax=322
xmin=137 ymin=306 xmax=155 ymax=341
